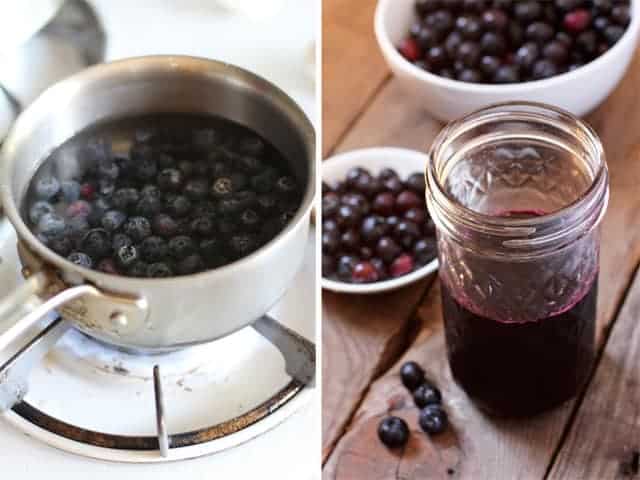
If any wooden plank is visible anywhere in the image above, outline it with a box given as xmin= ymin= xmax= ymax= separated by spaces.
xmin=324 ymin=281 xmax=573 ymax=480
xmin=547 ymin=232 xmax=640 ymax=476
xmin=323 ymin=48 xmax=640 ymax=479
xmin=321 ymin=80 xmax=445 ymax=461
xmin=322 ymin=0 xmax=390 ymax=156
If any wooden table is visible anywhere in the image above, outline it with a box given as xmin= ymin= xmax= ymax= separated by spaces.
xmin=322 ymin=1 xmax=640 ymax=478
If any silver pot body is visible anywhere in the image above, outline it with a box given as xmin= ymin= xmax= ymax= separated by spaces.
xmin=0 ymin=55 xmax=315 ymax=351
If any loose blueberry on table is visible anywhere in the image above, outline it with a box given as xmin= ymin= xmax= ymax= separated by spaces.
xmin=322 ymin=167 xmax=437 ymax=284
xmin=399 ymin=0 xmax=631 ymax=84
xmin=378 ymin=360 xmax=449 ymax=449
xmin=25 ymin=114 xmax=302 ymax=278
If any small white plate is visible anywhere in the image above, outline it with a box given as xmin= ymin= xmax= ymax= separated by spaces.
xmin=322 ymin=147 xmax=439 ymax=295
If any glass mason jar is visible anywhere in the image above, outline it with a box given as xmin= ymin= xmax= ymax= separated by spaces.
xmin=425 ymin=103 xmax=609 ymax=417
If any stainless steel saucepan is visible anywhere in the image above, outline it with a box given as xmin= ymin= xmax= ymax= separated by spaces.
xmin=0 ymin=55 xmax=316 ymax=353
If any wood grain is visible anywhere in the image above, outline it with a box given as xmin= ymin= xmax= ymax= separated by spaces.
xmin=547 ymin=220 xmax=640 ymax=478
xmin=322 ymin=0 xmax=390 ymax=156
xmin=322 ymin=36 xmax=640 ymax=480
xmin=324 ymin=281 xmax=573 ymax=480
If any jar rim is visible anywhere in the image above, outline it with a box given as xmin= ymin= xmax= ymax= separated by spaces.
xmin=426 ymin=101 xmax=609 ymax=258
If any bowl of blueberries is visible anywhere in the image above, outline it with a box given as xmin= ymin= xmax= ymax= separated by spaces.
xmin=322 ymin=147 xmax=438 ymax=294
xmin=375 ymin=0 xmax=639 ymax=121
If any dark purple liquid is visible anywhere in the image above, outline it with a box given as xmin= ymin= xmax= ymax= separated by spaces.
xmin=442 ymin=280 xmax=597 ymax=417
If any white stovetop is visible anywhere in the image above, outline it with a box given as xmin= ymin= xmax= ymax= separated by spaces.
xmin=0 ymin=1 xmax=318 ymax=478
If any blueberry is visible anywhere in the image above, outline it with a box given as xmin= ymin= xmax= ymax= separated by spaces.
xmin=147 ymin=262 xmax=174 ymax=278
xmin=34 ymin=177 xmax=60 ymax=200
xmin=217 ymin=218 xmax=239 ymax=237
xmin=413 ymin=383 xmax=442 ymax=408
xmin=87 ymin=197 xmax=112 ymax=227
xmin=406 ymin=173 xmax=426 ymax=194
xmin=415 ymin=238 xmax=438 ymax=265
xmin=37 ymin=213 xmax=66 ymax=238
xmin=112 ymin=233 xmax=133 ymax=251
xmin=275 ymin=176 xmax=298 ymax=196
xmin=192 ymin=201 xmax=217 ymax=218
xmin=101 ymin=210 xmax=127 ymax=232
xmin=190 ymin=216 xmax=216 ymax=236
xmin=49 ymin=236 xmax=73 ymax=257
xmin=157 ymin=168 xmax=184 ymax=191
xmin=112 ymin=188 xmax=140 ymax=211
xmin=123 ymin=217 xmax=152 ymax=242
xmin=360 ymin=215 xmax=390 ymax=245
xmin=128 ymin=261 xmax=149 ymax=278
xmin=29 ymin=201 xmax=54 ymax=224
xmin=140 ymin=185 xmax=162 ymax=200
xmin=166 ymin=195 xmax=192 ymax=218
xmin=97 ymin=258 xmax=118 ymax=274
xmin=97 ymin=160 xmax=119 ymax=180
xmin=419 ymin=404 xmax=448 ymax=435
xmin=135 ymin=195 xmax=163 ymax=217
xmin=98 ymin=179 xmax=115 ymax=197
xmin=67 ymin=216 xmax=90 ymax=241
xmin=217 ymin=196 xmax=244 ymax=215
xmin=177 ymin=160 xmax=195 ymax=178
xmin=256 ymin=194 xmax=278 ymax=214
xmin=134 ymin=155 xmax=158 ymax=182
xmin=237 ymin=156 xmax=263 ymax=174
xmin=168 ymin=236 xmax=196 ymax=260
xmin=184 ymin=179 xmax=209 ymax=199
xmin=229 ymin=234 xmax=258 ymax=257
xmin=211 ymin=177 xmax=237 ymax=199
xmin=81 ymin=228 xmax=111 ymax=259
xmin=233 ymin=191 xmax=257 ymax=210
xmin=400 ymin=361 xmax=425 ymax=391
xmin=157 ymin=153 xmax=175 ymax=170
xmin=377 ymin=417 xmax=409 ymax=449
xmin=67 ymin=252 xmax=93 ymax=269
xmin=251 ymin=168 xmax=279 ymax=193
xmin=240 ymin=209 xmax=260 ymax=231
xmin=376 ymin=237 xmax=402 ymax=263
xmin=153 ymin=214 xmax=179 ymax=238
xmin=139 ymin=236 xmax=168 ymax=263
xmin=336 ymin=255 xmax=357 ymax=280
xmin=176 ymin=254 xmax=205 ymax=275
xmin=115 ymin=245 xmax=139 ymax=269
xmin=60 ymin=180 xmax=81 ymax=202
xmin=237 ymin=136 xmax=265 ymax=156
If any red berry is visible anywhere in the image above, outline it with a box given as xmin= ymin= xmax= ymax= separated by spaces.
xmin=66 ymin=200 xmax=92 ymax=218
xmin=396 ymin=190 xmax=422 ymax=213
xmin=563 ymin=9 xmax=591 ymax=34
xmin=390 ymin=254 xmax=415 ymax=278
xmin=399 ymin=38 xmax=422 ymax=62
xmin=80 ymin=183 xmax=95 ymax=200
xmin=352 ymin=261 xmax=380 ymax=283
xmin=372 ymin=192 xmax=396 ymax=216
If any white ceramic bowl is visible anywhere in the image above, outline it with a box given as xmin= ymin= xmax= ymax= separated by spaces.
xmin=375 ymin=0 xmax=640 ymax=122
xmin=322 ymin=147 xmax=438 ymax=295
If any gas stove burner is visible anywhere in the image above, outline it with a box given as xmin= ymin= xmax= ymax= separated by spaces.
xmin=1 ymin=315 xmax=315 ymax=462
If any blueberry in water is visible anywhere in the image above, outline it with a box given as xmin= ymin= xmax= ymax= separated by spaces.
xmin=184 ymin=179 xmax=209 ymax=199
xmin=140 ymin=184 xmax=161 ymax=200
xmin=157 ymin=168 xmax=184 ymax=191
xmin=275 ymin=176 xmax=298 ymax=196
xmin=377 ymin=417 xmax=410 ymax=449
xmin=139 ymin=236 xmax=168 ymax=263
xmin=29 ymin=201 xmax=54 ymax=224
xmin=256 ymin=194 xmax=278 ymax=214
xmin=112 ymin=188 xmax=140 ymax=211
xmin=251 ymin=168 xmax=279 ymax=193
xmin=147 ymin=262 xmax=174 ymax=278
xmin=217 ymin=218 xmax=238 ymax=237
xmin=157 ymin=153 xmax=175 ymax=170
xmin=34 ymin=177 xmax=60 ymax=200
xmin=115 ymin=245 xmax=139 ymax=269
xmin=176 ymin=254 xmax=205 ymax=275
xmin=229 ymin=234 xmax=257 ymax=257
xmin=238 ymin=156 xmax=263 ymax=175
xmin=240 ymin=209 xmax=260 ymax=231
xmin=112 ymin=233 xmax=133 ymax=251
xmin=419 ymin=404 xmax=448 ymax=435
xmin=233 ymin=191 xmax=257 ymax=210
xmin=81 ymin=228 xmax=111 ymax=259
xmin=60 ymin=180 xmax=81 ymax=202
xmin=37 ymin=213 xmax=66 ymax=239
xmin=123 ymin=217 xmax=152 ymax=242
xmin=128 ymin=261 xmax=149 ymax=278
xmin=190 ymin=216 xmax=216 ymax=236
xmin=237 ymin=136 xmax=265 ymax=156
xmin=166 ymin=195 xmax=192 ymax=218
xmin=177 ymin=160 xmax=194 ymax=178
xmin=413 ymin=383 xmax=442 ymax=408
xmin=400 ymin=361 xmax=425 ymax=391
xmin=67 ymin=252 xmax=93 ymax=269
xmin=49 ymin=236 xmax=73 ymax=257
xmin=192 ymin=200 xmax=218 ymax=218
xmin=135 ymin=195 xmax=163 ymax=217
xmin=211 ymin=177 xmax=236 ymax=199
xmin=168 ymin=235 xmax=196 ymax=260
xmin=101 ymin=210 xmax=127 ymax=232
